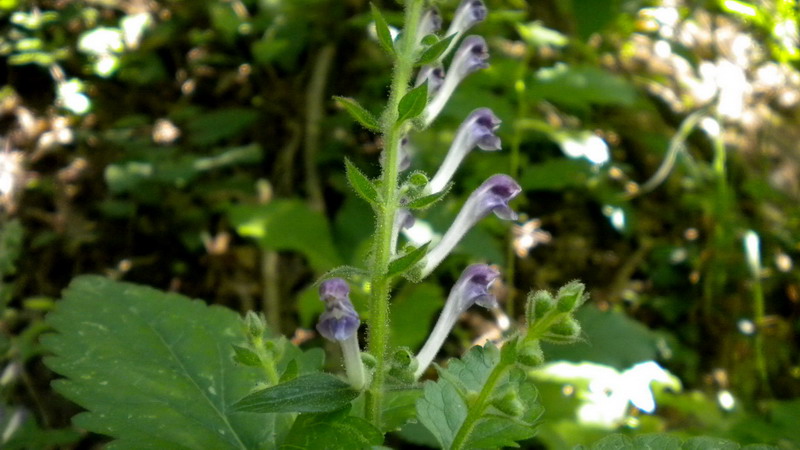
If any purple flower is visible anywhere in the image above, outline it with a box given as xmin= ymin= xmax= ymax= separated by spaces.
xmin=428 ymin=108 xmax=501 ymax=193
xmin=448 ymin=0 xmax=488 ymax=37
xmin=424 ymin=36 xmax=490 ymax=125
xmin=391 ymin=208 xmax=416 ymax=255
xmin=316 ymin=278 xmax=360 ymax=342
xmin=414 ymin=263 xmax=500 ymax=377
xmin=415 ymin=8 xmax=442 ymax=47
xmin=421 ymin=174 xmax=520 ymax=277
xmin=415 ymin=64 xmax=446 ymax=97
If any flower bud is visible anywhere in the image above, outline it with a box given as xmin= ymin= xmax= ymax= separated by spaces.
xmin=517 ymin=340 xmax=545 ymax=367
xmin=556 ymin=281 xmax=587 ymax=313
xmin=546 ymin=318 xmax=581 ymax=343
xmin=316 ymin=278 xmax=360 ymax=342
xmin=491 ymin=383 xmax=524 ymax=417
xmin=244 ymin=311 xmax=266 ymax=338
xmin=424 ymin=36 xmax=490 ymax=126
xmin=427 ymin=108 xmax=501 ymax=194
xmin=525 ymin=290 xmax=555 ymax=324
xmin=421 ymin=174 xmax=520 ymax=277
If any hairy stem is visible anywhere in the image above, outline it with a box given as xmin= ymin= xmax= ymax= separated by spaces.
xmin=365 ymin=0 xmax=426 ymax=428
xmin=450 ymin=361 xmax=512 ymax=450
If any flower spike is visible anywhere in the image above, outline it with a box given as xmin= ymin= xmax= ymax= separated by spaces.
xmin=317 ymin=278 xmax=366 ymax=389
xmin=428 ymin=108 xmax=501 ymax=194
xmin=421 ymin=174 xmax=520 ymax=277
xmin=414 ymin=264 xmax=500 ymax=378
xmin=424 ymin=35 xmax=490 ymax=126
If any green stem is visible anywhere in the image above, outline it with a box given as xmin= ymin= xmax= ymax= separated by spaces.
xmin=365 ymin=0 xmax=426 ymax=428
xmin=450 ymin=362 xmax=512 ymax=450
xmin=253 ymin=335 xmax=279 ymax=385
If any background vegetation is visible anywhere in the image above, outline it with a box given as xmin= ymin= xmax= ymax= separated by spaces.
xmin=0 ymin=0 xmax=798 ymax=447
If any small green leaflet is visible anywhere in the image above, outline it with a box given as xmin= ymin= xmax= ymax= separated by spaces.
xmin=416 ymin=34 xmax=457 ymax=67
xmin=406 ymin=184 xmax=451 ymax=210
xmin=280 ymin=407 xmax=383 ymax=449
xmin=333 ymin=96 xmax=380 ymax=131
xmin=370 ymin=3 xmax=395 ymax=56
xmin=233 ymin=372 xmax=359 ymax=414
xmin=386 ymin=243 xmax=429 ymax=279
xmin=344 ymin=158 xmax=381 ymax=205
xmin=232 ymin=345 xmax=262 ymax=367
xmin=397 ymin=83 xmax=428 ymax=124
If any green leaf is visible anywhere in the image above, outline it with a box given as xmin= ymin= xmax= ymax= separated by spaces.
xmin=386 ymin=243 xmax=429 ymax=279
xmin=186 ymin=108 xmax=259 ymax=146
xmin=527 ymin=64 xmax=637 ymax=108
xmin=333 ymin=96 xmax=381 ymax=131
xmin=416 ymin=34 xmax=457 ymax=66
xmin=233 ymin=372 xmax=358 ymax=414
xmin=397 ymin=83 xmax=429 ymax=124
xmin=416 ymin=344 xmax=541 ymax=449
xmin=406 ymin=185 xmax=451 ymax=210
xmin=232 ymin=344 xmax=262 ymax=367
xmin=344 ymin=158 xmax=381 ymax=205
xmin=370 ymin=3 xmax=395 ymax=56
xmin=390 ymin=282 xmax=445 ymax=350
xmin=280 ymin=407 xmax=383 ymax=449
xmin=682 ymin=437 xmax=741 ymax=450
xmin=228 ymin=199 xmax=342 ymax=272
xmin=382 ymin=389 xmax=423 ymax=432
xmin=41 ymin=275 xmax=288 ymax=449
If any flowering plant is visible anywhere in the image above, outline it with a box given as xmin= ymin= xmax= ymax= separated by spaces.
xmin=41 ymin=1 xmax=590 ymax=448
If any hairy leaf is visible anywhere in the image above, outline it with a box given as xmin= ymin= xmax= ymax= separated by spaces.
xmin=280 ymin=407 xmax=383 ymax=449
xmin=386 ymin=243 xmax=429 ymax=279
xmin=42 ymin=276 xmax=288 ymax=449
xmin=416 ymin=34 xmax=456 ymax=66
xmin=397 ymin=83 xmax=429 ymax=124
xmin=344 ymin=158 xmax=381 ymax=206
xmin=370 ymin=3 xmax=395 ymax=56
xmin=333 ymin=96 xmax=380 ymax=131
xmin=233 ymin=372 xmax=358 ymax=414
xmin=406 ymin=184 xmax=451 ymax=210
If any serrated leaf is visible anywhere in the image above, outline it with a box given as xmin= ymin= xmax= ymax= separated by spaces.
xmin=386 ymin=243 xmax=429 ymax=278
xmin=280 ymin=407 xmax=383 ymax=448
xmin=232 ymin=344 xmax=262 ymax=367
xmin=397 ymin=83 xmax=428 ymax=124
xmin=370 ymin=3 xmax=395 ymax=56
xmin=344 ymin=158 xmax=381 ymax=205
xmin=233 ymin=372 xmax=358 ymax=413
xmin=406 ymin=184 xmax=451 ymax=210
xmin=333 ymin=96 xmax=380 ymax=131
xmin=382 ymin=389 xmax=423 ymax=432
xmin=41 ymin=275 xmax=288 ymax=449
xmin=416 ymin=344 xmax=543 ymax=449
xmin=416 ymin=34 xmax=456 ymax=66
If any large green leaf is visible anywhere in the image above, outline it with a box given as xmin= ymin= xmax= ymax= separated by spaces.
xmin=228 ymin=199 xmax=342 ymax=272
xmin=233 ymin=373 xmax=358 ymax=413
xmin=42 ymin=276 xmax=289 ymax=449
xmin=527 ymin=64 xmax=637 ymax=108
xmin=280 ymin=407 xmax=383 ymax=449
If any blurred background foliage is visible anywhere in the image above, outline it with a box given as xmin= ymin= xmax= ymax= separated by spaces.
xmin=0 ymin=0 xmax=798 ymax=448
